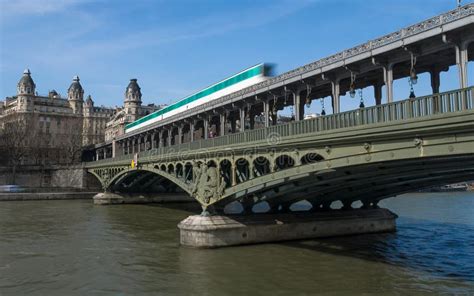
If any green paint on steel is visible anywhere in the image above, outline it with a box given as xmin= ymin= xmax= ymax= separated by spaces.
xmin=125 ymin=64 xmax=264 ymax=131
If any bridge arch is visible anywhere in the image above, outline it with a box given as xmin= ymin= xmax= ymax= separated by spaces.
xmin=235 ymin=158 xmax=250 ymax=184
xmin=167 ymin=164 xmax=174 ymax=174
xmin=275 ymin=154 xmax=295 ymax=171
xmin=253 ymin=156 xmax=271 ymax=177
xmin=211 ymin=151 xmax=474 ymax=213
xmin=219 ymin=159 xmax=232 ymax=188
xmin=207 ymin=160 xmax=217 ymax=167
xmin=176 ymin=163 xmax=184 ymax=178
xmin=105 ymin=167 xmax=192 ymax=196
xmin=184 ymin=162 xmax=193 ymax=182
xmin=86 ymin=170 xmax=106 ymax=190
xmin=301 ymin=153 xmax=324 ymax=165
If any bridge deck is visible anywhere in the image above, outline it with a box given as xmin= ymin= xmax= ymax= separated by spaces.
xmin=86 ymin=87 xmax=474 ymax=167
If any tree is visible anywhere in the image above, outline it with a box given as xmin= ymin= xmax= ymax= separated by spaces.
xmin=0 ymin=113 xmax=36 ymax=184
xmin=61 ymin=118 xmax=84 ymax=165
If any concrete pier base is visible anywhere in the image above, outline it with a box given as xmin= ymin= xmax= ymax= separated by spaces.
xmin=93 ymin=192 xmax=195 ymax=205
xmin=178 ymin=208 xmax=397 ymax=248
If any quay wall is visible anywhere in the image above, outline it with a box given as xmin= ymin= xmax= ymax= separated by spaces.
xmin=0 ymin=166 xmax=102 ymax=190
xmin=0 ymin=191 xmax=97 ymax=201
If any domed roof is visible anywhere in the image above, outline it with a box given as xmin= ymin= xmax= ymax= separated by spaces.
xmin=48 ymin=89 xmax=59 ymax=98
xmin=68 ymin=75 xmax=83 ymax=93
xmin=125 ymin=78 xmax=142 ymax=101
xmin=85 ymin=94 xmax=94 ymax=106
xmin=17 ymin=68 xmax=36 ymax=90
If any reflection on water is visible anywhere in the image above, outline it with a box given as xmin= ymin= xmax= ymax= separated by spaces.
xmin=0 ymin=192 xmax=473 ymax=295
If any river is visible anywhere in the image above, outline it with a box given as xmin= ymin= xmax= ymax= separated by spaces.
xmin=1 ymin=192 xmax=473 ymax=295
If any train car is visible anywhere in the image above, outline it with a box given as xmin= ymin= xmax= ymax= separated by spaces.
xmin=125 ymin=63 xmax=275 ymax=133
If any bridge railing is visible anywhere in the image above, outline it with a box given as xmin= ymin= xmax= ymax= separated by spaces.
xmin=88 ymin=87 xmax=473 ymax=166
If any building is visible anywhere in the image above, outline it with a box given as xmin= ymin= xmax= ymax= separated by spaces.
xmin=104 ymin=79 xmax=162 ymax=141
xmin=83 ymin=94 xmax=116 ymax=146
xmin=0 ymin=69 xmax=161 ymax=166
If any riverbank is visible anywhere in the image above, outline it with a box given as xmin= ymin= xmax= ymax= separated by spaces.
xmin=0 ymin=191 xmax=98 ymax=201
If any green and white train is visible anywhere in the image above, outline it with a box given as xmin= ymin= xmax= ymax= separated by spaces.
xmin=125 ymin=63 xmax=274 ymax=133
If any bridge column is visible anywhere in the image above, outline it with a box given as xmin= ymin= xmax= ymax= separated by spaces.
xmin=263 ymin=100 xmax=270 ymax=128
xmin=249 ymin=109 xmax=255 ymax=130
xmin=230 ymin=112 xmax=237 ymax=133
xmin=269 ymin=97 xmax=278 ymax=125
xmin=374 ymin=81 xmax=383 ymax=105
xmin=330 ymin=79 xmax=341 ymax=114
xmin=167 ymin=129 xmax=172 ymax=146
xmin=294 ymin=89 xmax=303 ymax=121
xmin=112 ymin=140 xmax=116 ymax=158
xmin=132 ymin=138 xmax=136 ymax=154
xmin=430 ymin=68 xmax=441 ymax=94
xmin=159 ymin=130 xmax=164 ymax=148
xmin=103 ymin=148 xmax=107 ymax=159
xmin=231 ymin=161 xmax=237 ymax=186
xmin=239 ymin=107 xmax=245 ymax=132
xmin=220 ymin=113 xmax=226 ymax=136
xmin=151 ymin=132 xmax=156 ymax=149
xmin=204 ymin=118 xmax=209 ymax=139
xmin=146 ymin=134 xmax=151 ymax=150
xmin=300 ymin=88 xmax=306 ymax=120
xmin=190 ymin=121 xmax=195 ymax=142
xmin=383 ymin=63 xmax=394 ymax=103
xmin=178 ymin=125 xmax=183 ymax=144
xmin=456 ymin=42 xmax=469 ymax=89
xmin=96 ymin=149 xmax=100 ymax=161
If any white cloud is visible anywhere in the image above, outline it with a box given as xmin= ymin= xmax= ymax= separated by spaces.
xmin=45 ymin=0 xmax=318 ymax=58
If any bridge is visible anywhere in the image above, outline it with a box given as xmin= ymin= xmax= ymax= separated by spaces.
xmin=84 ymin=5 xmax=474 ymax=247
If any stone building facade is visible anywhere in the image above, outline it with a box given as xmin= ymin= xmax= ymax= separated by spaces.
xmin=0 ymin=69 xmax=161 ymax=166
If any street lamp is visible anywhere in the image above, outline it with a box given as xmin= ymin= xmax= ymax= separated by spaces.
xmin=349 ymin=71 xmax=356 ymax=98
xmin=409 ymin=53 xmax=418 ymax=85
xmin=409 ymin=78 xmax=416 ymax=99
xmin=358 ymin=89 xmax=365 ymax=108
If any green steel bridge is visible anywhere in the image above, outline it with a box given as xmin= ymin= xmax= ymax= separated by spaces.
xmin=85 ymin=5 xmax=474 ymax=218
xmin=86 ymin=87 xmax=474 ymax=213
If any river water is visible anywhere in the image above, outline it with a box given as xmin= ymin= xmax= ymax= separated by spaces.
xmin=1 ymin=192 xmax=473 ymax=295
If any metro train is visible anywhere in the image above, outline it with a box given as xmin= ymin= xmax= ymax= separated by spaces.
xmin=125 ymin=63 xmax=275 ymax=133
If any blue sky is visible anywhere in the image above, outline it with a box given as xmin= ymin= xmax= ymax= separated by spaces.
xmin=0 ymin=0 xmax=471 ymax=114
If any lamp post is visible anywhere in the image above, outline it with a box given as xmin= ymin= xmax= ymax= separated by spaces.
xmin=409 ymin=78 xmax=416 ymax=99
xmin=349 ymin=72 xmax=356 ymax=98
